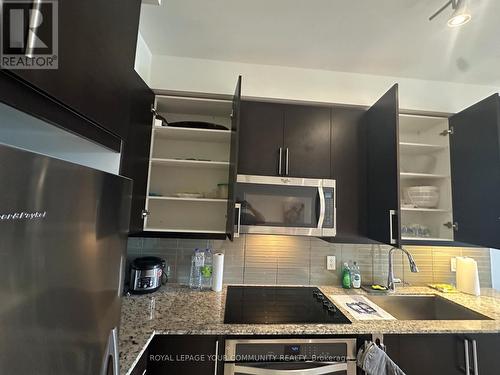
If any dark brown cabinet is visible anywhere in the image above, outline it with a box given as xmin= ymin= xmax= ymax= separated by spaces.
xmin=5 ymin=0 xmax=142 ymax=144
xmin=283 ymin=105 xmax=331 ymax=178
xmin=238 ymin=101 xmax=284 ymax=176
xmin=364 ymin=85 xmax=401 ymax=247
xmin=385 ymin=334 xmax=500 ymax=375
xmin=449 ymin=94 xmax=500 ymax=249
xmin=146 ymin=335 xmax=222 ymax=375
xmin=238 ymin=101 xmax=332 ymax=179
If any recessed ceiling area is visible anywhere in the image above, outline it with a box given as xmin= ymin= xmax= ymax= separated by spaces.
xmin=139 ymin=0 xmax=500 ymax=86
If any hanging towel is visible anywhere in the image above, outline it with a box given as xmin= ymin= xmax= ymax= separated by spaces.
xmin=357 ymin=341 xmax=406 ymax=375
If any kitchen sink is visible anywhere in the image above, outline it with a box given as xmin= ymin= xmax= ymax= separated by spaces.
xmin=366 ymin=295 xmax=492 ymax=320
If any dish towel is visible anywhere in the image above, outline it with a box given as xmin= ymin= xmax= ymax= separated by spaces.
xmin=357 ymin=341 xmax=406 ymax=375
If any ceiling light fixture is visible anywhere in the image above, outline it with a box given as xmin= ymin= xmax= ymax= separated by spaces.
xmin=429 ymin=0 xmax=472 ymax=27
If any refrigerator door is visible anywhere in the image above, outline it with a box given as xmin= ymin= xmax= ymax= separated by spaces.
xmin=0 ymin=144 xmax=132 ymax=375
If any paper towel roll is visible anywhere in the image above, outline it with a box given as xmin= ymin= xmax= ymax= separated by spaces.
xmin=212 ymin=253 xmax=224 ymax=292
xmin=456 ymin=257 xmax=481 ymax=296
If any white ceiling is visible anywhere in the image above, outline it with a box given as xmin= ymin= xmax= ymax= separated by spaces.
xmin=139 ymin=0 xmax=500 ymax=86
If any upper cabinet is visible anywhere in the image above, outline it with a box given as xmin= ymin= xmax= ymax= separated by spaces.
xmin=448 ymin=94 xmax=500 ymax=249
xmin=365 ymin=87 xmax=500 ymax=249
xmin=7 ymin=0 xmax=142 ymax=142
xmin=365 ymin=85 xmax=401 ymax=247
xmin=128 ymin=77 xmax=242 ymax=239
xmin=238 ymin=101 xmax=332 ymax=179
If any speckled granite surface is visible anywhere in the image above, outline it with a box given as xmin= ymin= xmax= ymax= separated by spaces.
xmin=119 ymin=284 xmax=500 ymax=374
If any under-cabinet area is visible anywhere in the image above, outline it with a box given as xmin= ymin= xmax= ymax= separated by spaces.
xmin=144 ymin=96 xmax=233 ymax=235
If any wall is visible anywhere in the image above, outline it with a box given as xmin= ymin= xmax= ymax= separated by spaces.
xmin=149 ymin=55 xmax=499 ymax=114
xmin=128 ymin=235 xmax=492 ymax=288
xmin=490 ymin=249 xmax=500 ymax=290
xmin=134 ymin=32 xmax=152 ymax=86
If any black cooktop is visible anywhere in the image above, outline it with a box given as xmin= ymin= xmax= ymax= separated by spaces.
xmin=224 ymin=286 xmax=351 ymax=324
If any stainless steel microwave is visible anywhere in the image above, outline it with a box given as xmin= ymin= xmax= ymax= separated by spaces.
xmin=234 ymin=175 xmax=336 ymax=237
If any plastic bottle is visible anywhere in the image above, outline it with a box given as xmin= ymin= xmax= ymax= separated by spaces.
xmin=341 ymin=262 xmax=351 ymax=289
xmin=200 ymin=248 xmax=213 ymax=290
xmin=189 ymin=248 xmax=204 ymax=290
xmin=351 ymin=261 xmax=361 ymax=289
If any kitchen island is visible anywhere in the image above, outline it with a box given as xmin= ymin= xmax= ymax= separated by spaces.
xmin=119 ymin=284 xmax=500 ymax=374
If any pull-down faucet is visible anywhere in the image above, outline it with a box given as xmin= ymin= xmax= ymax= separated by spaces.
xmin=388 ymin=247 xmax=419 ymax=292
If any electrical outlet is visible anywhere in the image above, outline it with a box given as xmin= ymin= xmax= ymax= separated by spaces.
xmin=451 ymin=257 xmax=457 ymax=272
xmin=326 ymin=256 xmax=336 ymax=271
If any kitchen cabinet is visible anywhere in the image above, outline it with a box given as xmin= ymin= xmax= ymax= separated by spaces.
xmin=448 ymin=94 xmax=500 ymax=249
xmin=146 ymin=335 xmax=222 ymax=375
xmin=365 ymin=85 xmax=401 ymax=247
xmin=385 ymin=334 xmax=500 ymax=375
xmin=238 ymin=101 xmax=284 ymax=176
xmin=365 ymin=87 xmax=500 ymax=249
xmin=120 ymin=74 xmax=155 ymax=233
xmin=10 ymin=0 xmax=142 ymax=141
xmin=238 ymin=101 xmax=332 ymax=179
xmin=130 ymin=77 xmax=241 ymax=239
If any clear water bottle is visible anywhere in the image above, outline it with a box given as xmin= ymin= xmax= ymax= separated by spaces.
xmin=200 ymin=248 xmax=213 ymax=290
xmin=189 ymin=249 xmax=204 ymax=290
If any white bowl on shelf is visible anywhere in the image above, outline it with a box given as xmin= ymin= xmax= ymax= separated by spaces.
xmin=406 ymin=186 xmax=439 ymax=208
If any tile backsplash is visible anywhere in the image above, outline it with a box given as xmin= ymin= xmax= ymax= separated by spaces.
xmin=127 ymin=235 xmax=492 ymax=288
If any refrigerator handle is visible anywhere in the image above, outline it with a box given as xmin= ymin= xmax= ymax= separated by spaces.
xmin=101 ymin=327 xmax=120 ymax=375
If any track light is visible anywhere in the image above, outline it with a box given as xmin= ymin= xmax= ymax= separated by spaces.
xmin=429 ymin=0 xmax=472 ymax=27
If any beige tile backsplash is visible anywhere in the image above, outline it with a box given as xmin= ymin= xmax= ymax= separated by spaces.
xmin=127 ymin=235 xmax=492 ymax=288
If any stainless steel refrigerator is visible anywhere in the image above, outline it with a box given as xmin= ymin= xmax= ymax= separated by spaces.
xmin=0 ymin=143 xmax=132 ymax=375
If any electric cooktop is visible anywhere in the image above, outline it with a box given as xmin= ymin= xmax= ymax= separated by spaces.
xmin=224 ymin=286 xmax=351 ymax=324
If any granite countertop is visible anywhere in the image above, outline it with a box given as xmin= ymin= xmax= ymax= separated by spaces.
xmin=119 ymin=284 xmax=500 ymax=374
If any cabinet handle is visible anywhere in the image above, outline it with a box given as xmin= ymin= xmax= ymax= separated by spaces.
xmin=278 ymin=147 xmax=283 ymax=175
xmin=472 ymin=339 xmax=478 ymax=375
xmin=464 ymin=339 xmax=471 ymax=375
xmin=285 ymin=148 xmax=290 ymax=176
xmin=234 ymin=203 xmax=241 ymax=238
xmin=214 ymin=340 xmax=219 ymax=375
xmin=141 ymin=370 xmax=147 ymax=375
xmin=141 ymin=209 xmax=150 ymax=219
xmin=389 ymin=210 xmax=397 ymax=245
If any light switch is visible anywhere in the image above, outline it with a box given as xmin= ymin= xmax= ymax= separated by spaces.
xmin=451 ymin=257 xmax=457 ymax=272
xmin=326 ymin=256 xmax=336 ymax=271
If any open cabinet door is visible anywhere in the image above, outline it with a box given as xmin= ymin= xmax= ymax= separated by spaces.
xmin=449 ymin=94 xmax=500 ymax=249
xmin=226 ymin=76 xmax=242 ymax=240
xmin=365 ymin=85 xmax=401 ymax=247
xmin=120 ymin=74 xmax=154 ymax=233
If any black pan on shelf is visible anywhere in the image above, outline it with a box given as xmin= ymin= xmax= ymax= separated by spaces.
xmin=156 ymin=115 xmax=229 ymax=131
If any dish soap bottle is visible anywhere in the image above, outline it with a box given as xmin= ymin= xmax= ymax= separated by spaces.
xmin=351 ymin=261 xmax=361 ymax=289
xmin=342 ymin=262 xmax=351 ymax=289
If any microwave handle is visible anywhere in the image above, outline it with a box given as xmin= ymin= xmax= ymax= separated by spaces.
xmin=317 ymin=185 xmax=325 ymax=228
xmin=234 ymin=203 xmax=242 ymax=238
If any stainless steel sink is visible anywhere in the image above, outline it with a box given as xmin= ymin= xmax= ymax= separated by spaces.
xmin=366 ymin=295 xmax=492 ymax=320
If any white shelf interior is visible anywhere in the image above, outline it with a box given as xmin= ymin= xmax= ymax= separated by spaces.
xmin=144 ymin=95 xmax=232 ymax=234
xmin=399 ymin=114 xmax=454 ymax=242
xmin=144 ymin=198 xmax=228 ymax=233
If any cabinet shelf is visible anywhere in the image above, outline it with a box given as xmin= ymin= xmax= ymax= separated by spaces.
xmin=147 ymin=196 xmax=228 ymax=203
xmin=154 ymin=125 xmax=231 ymax=143
xmin=399 ymin=142 xmax=447 ymax=155
xmin=151 ymin=158 xmax=229 ymax=169
xmin=400 ymin=172 xmax=450 ymax=179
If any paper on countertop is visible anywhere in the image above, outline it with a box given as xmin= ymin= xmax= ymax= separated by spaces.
xmin=329 ymin=295 xmax=396 ymax=321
